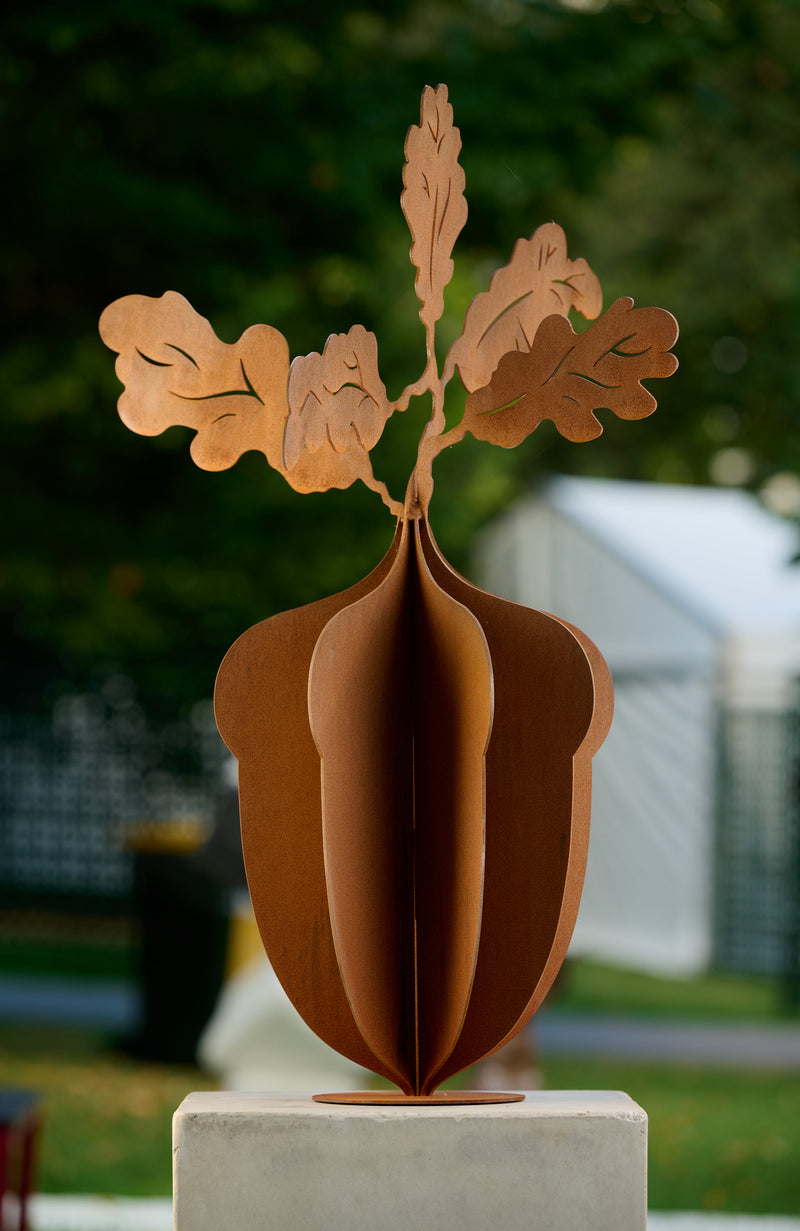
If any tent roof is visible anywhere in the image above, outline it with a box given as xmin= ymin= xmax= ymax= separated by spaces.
xmin=541 ymin=475 xmax=800 ymax=636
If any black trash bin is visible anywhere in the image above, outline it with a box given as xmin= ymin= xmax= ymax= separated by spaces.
xmin=125 ymin=819 xmax=230 ymax=1064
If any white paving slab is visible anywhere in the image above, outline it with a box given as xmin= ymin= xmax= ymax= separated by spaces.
xmin=29 ymin=1195 xmax=172 ymax=1230
xmin=649 ymin=1217 xmax=800 ymax=1230
xmin=29 ymin=1195 xmax=800 ymax=1231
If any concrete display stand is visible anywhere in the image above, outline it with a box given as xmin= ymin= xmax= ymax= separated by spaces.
xmin=173 ymin=1090 xmax=647 ymax=1231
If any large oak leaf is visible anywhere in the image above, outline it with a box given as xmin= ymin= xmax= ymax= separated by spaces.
xmin=462 ymin=297 xmax=678 ymax=448
xmin=446 ymin=223 xmax=603 ymax=394
xmin=401 ymin=83 xmax=468 ymax=329
xmin=98 ymin=291 xmax=289 ymax=472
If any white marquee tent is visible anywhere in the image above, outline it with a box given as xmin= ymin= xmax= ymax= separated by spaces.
xmin=475 ymin=476 xmax=800 ymax=976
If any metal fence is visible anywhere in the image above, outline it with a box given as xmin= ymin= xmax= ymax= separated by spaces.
xmin=716 ymin=706 xmax=800 ymax=988
xmin=0 ymin=682 xmax=228 ymax=904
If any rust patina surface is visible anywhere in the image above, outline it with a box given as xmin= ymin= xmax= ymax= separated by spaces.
xmin=101 ymin=85 xmax=677 ymax=1100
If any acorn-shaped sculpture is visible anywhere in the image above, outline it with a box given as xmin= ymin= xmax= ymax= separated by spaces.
xmin=100 ymin=85 xmax=678 ymax=1102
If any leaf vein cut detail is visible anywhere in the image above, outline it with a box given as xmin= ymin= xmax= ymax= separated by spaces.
xmin=477 ymin=293 xmax=534 ymax=349
xmin=136 ymin=349 xmax=172 ymax=368
xmin=165 ymin=343 xmax=199 ymax=368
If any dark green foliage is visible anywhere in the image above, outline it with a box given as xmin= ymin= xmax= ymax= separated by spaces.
xmin=3 ymin=0 xmax=798 ymax=717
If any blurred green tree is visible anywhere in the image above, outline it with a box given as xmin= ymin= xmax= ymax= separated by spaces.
xmin=2 ymin=0 xmax=798 ymax=717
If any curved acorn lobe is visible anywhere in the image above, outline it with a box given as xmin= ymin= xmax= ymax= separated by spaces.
xmin=416 ymin=522 xmax=612 ymax=1087
xmin=309 ymin=520 xmax=493 ymax=1094
xmin=213 ymin=524 xmax=405 ymax=1086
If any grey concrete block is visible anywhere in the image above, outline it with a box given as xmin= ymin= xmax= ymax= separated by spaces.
xmin=173 ymin=1090 xmax=647 ymax=1231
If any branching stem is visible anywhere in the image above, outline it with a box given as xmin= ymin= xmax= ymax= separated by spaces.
xmin=399 ymin=318 xmax=470 ymax=518
xmin=365 ymin=473 xmax=404 ymax=517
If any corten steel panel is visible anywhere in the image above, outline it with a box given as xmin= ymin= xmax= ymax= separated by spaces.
xmin=213 ymin=531 xmax=404 ymax=1087
xmin=308 ymin=525 xmax=417 ymax=1088
xmin=418 ymin=521 xmax=613 ymax=1087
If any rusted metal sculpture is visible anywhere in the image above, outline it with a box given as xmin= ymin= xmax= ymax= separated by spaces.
xmin=100 ymin=85 xmax=678 ymax=1102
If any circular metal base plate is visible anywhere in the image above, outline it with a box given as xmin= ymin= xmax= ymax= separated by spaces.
xmin=312 ymin=1090 xmax=525 ymax=1106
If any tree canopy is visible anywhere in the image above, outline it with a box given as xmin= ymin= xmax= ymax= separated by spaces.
xmin=3 ymin=0 xmax=798 ymax=717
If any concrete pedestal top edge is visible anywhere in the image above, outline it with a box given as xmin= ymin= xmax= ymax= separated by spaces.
xmin=176 ymin=1087 xmax=645 ymax=1119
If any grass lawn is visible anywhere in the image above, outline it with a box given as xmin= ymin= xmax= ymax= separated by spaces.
xmin=555 ymin=958 xmax=781 ymax=1022
xmin=2 ymin=1022 xmax=799 ymax=1214
xmin=0 ymin=1025 xmax=205 ymax=1197
xmin=542 ymin=1057 xmax=800 ymax=1216
xmin=0 ymin=912 xmax=136 ymax=981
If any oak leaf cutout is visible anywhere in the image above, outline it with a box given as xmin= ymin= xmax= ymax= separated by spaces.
xmin=401 ymin=83 xmax=468 ymax=330
xmin=285 ymin=326 xmax=394 ymax=471
xmin=462 ymin=297 xmax=678 ymax=449
xmin=446 ymin=223 xmax=603 ymax=394
xmin=99 ymin=292 xmax=401 ymax=508
xmin=98 ymin=291 xmax=290 ymax=472
xmin=99 ymin=89 xmax=678 ymax=521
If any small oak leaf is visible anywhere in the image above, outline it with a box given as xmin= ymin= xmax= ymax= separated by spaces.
xmin=284 ymin=325 xmax=394 ymax=472
xmin=401 ymin=83 xmax=468 ymax=329
xmin=98 ymin=291 xmax=289 ymax=472
xmin=447 ymin=223 xmax=603 ymax=394
xmin=462 ymin=297 xmax=678 ymax=449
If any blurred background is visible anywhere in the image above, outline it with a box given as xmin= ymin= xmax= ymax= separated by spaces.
xmin=2 ymin=0 xmax=800 ymax=1223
